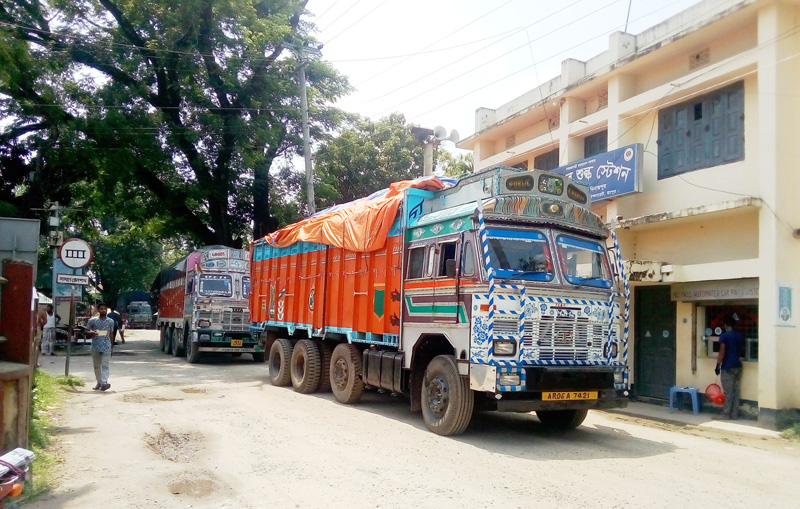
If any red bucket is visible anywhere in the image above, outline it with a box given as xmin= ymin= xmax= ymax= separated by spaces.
xmin=705 ymin=383 xmax=725 ymax=405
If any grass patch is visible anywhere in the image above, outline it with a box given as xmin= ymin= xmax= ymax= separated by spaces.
xmin=781 ymin=422 xmax=800 ymax=441
xmin=21 ymin=370 xmax=83 ymax=501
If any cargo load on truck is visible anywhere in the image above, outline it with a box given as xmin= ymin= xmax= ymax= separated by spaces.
xmin=251 ymin=167 xmax=630 ymax=436
xmin=155 ymin=246 xmax=263 ymax=363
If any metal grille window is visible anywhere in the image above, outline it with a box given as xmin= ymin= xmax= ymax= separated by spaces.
xmin=584 ymin=130 xmax=607 ymax=158
xmin=658 ymin=81 xmax=744 ymax=178
xmin=534 ymin=148 xmax=559 ymax=171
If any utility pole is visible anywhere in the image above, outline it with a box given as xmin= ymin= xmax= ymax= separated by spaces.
xmin=299 ymin=62 xmax=316 ymax=215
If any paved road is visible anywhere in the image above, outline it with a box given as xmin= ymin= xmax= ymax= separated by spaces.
xmin=32 ymin=330 xmax=800 ymax=508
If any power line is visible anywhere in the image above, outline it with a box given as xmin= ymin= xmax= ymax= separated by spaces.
xmin=354 ymin=0 xmax=517 ymax=88
xmin=359 ymin=0 xmax=590 ymax=109
xmin=323 ymin=0 xmax=391 ymax=45
xmin=316 ymin=0 xmax=364 ymax=37
xmin=402 ymin=0 xmax=716 ymax=121
xmin=312 ymin=0 xmax=346 ymax=23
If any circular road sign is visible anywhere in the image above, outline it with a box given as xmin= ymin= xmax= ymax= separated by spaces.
xmin=59 ymin=238 xmax=93 ymax=269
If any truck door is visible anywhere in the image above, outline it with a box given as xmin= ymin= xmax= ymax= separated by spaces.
xmin=433 ymin=238 xmax=460 ymax=324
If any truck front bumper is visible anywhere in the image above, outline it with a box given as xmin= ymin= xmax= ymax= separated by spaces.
xmin=495 ymin=390 xmax=629 ymax=413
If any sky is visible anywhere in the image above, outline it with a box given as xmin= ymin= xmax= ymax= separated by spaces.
xmin=304 ymin=0 xmax=704 ymax=148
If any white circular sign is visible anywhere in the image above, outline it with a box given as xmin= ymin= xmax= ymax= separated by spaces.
xmin=59 ymin=238 xmax=93 ymax=269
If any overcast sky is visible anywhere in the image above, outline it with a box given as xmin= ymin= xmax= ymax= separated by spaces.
xmin=306 ymin=0 xmax=703 ymax=146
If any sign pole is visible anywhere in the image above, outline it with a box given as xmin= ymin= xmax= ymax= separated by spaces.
xmin=65 ymin=284 xmax=75 ymax=377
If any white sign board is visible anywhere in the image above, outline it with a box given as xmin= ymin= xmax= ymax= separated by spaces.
xmin=56 ymin=273 xmax=89 ymax=285
xmin=59 ymin=238 xmax=93 ymax=269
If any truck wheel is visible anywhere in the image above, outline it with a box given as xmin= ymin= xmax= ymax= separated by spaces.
xmin=269 ymin=338 xmax=293 ymax=386
xmin=171 ymin=329 xmax=184 ymax=357
xmin=159 ymin=326 xmax=166 ymax=352
xmin=291 ymin=340 xmax=322 ymax=394
xmin=421 ymin=355 xmax=474 ymax=436
xmin=186 ymin=340 xmax=201 ymax=364
xmin=535 ymin=409 xmax=588 ymax=430
xmin=316 ymin=343 xmax=334 ymax=392
xmin=252 ymin=352 xmax=266 ymax=363
xmin=330 ymin=343 xmax=365 ymax=404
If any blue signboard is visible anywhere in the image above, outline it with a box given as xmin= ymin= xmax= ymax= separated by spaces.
xmin=53 ymin=257 xmax=83 ymax=300
xmin=551 ymin=143 xmax=642 ymax=202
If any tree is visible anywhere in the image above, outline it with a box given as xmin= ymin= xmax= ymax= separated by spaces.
xmin=437 ymin=150 xmax=474 ymax=178
xmin=0 ymin=0 xmax=349 ymax=245
xmin=309 ymin=113 xmax=425 ymax=211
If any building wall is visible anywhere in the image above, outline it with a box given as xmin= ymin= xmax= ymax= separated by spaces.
xmin=458 ymin=0 xmax=800 ymax=427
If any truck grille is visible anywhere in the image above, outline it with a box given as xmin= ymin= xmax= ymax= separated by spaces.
xmin=524 ymin=316 xmax=605 ymax=361
xmin=198 ymin=310 xmax=250 ymax=332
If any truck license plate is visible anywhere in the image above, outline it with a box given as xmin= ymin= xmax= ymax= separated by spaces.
xmin=230 ymin=340 xmax=243 ymax=347
xmin=542 ymin=391 xmax=597 ymax=401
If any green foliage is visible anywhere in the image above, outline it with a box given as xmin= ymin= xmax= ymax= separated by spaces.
xmin=437 ymin=150 xmax=474 ymax=178
xmin=0 ymin=0 xmax=350 ymax=244
xmin=782 ymin=421 xmax=800 ymax=441
xmin=310 ymin=113 xmax=425 ymax=211
xmin=25 ymin=369 xmax=74 ymax=500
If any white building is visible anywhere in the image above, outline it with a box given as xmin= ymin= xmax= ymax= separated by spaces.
xmin=458 ymin=0 xmax=800 ymax=428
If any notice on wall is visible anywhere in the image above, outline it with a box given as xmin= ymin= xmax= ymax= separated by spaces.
xmin=671 ymin=278 xmax=759 ymax=302
xmin=777 ymin=283 xmax=795 ymax=328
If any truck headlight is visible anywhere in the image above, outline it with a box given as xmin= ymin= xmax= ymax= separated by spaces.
xmin=498 ymin=373 xmax=521 ymax=386
xmin=493 ymin=339 xmax=516 ymax=356
xmin=198 ymin=319 xmax=211 ymax=328
xmin=614 ymin=371 xmax=624 ymax=384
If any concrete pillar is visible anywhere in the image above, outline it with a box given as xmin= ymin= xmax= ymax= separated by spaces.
xmin=756 ymin=2 xmax=800 ymax=429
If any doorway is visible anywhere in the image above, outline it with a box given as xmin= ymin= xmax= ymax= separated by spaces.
xmin=634 ymin=286 xmax=676 ymax=400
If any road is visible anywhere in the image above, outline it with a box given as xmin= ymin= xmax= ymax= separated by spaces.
xmin=31 ymin=329 xmax=800 ymax=509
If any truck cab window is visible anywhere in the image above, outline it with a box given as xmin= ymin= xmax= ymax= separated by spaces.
xmin=242 ymin=277 xmax=251 ymax=298
xmin=438 ymin=242 xmax=458 ymax=277
xmin=462 ymin=241 xmax=475 ymax=277
xmin=407 ymin=247 xmax=425 ymax=279
xmin=199 ymin=274 xmax=233 ymax=297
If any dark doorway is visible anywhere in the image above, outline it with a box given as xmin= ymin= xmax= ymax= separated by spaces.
xmin=634 ymin=286 xmax=676 ymax=400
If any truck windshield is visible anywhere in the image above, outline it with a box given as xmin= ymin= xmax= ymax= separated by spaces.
xmin=486 ymin=229 xmax=554 ymax=281
xmin=199 ymin=275 xmax=233 ymax=297
xmin=555 ymin=235 xmax=612 ymax=289
xmin=242 ymin=277 xmax=251 ymax=298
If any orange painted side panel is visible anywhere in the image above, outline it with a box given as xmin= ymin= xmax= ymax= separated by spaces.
xmin=251 ymin=237 xmax=403 ymax=337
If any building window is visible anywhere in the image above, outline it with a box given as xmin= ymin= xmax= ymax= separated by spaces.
xmin=534 ymin=148 xmax=559 ymax=171
xmin=657 ymin=81 xmax=744 ymax=179
xmin=702 ymin=304 xmax=758 ymax=362
xmin=584 ymin=130 xmax=608 ymax=158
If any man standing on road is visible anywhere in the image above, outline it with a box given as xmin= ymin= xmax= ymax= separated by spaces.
xmin=714 ymin=315 xmax=745 ymax=420
xmin=87 ymin=303 xmax=115 ymax=391
xmin=37 ymin=304 xmax=60 ymax=358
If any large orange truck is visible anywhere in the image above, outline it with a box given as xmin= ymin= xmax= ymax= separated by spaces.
xmin=250 ymin=166 xmax=630 ymax=436
xmin=155 ymin=246 xmax=264 ymax=363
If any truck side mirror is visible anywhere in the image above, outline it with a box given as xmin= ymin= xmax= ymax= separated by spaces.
xmin=445 ymin=259 xmax=457 ymax=278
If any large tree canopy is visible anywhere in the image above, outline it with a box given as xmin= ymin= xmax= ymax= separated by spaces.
xmin=0 ymin=0 xmax=349 ymax=246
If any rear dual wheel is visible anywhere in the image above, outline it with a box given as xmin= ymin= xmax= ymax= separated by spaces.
xmin=330 ymin=344 xmax=365 ymax=404
xmin=291 ymin=340 xmax=321 ymax=394
xmin=269 ymin=338 xmax=293 ymax=386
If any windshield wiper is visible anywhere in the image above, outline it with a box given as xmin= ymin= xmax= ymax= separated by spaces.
xmin=570 ymin=276 xmax=608 ymax=287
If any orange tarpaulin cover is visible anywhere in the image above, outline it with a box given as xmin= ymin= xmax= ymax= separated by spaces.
xmin=264 ymin=177 xmax=447 ymax=252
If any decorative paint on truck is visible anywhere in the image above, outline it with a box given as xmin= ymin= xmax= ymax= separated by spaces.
xmin=250 ymin=166 xmax=630 ymax=436
xmin=155 ymin=245 xmax=264 ymax=363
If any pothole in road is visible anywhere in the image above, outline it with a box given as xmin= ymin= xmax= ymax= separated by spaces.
xmin=122 ymin=394 xmax=181 ymax=403
xmin=181 ymin=387 xmax=207 ymax=394
xmin=144 ymin=425 xmax=203 ymax=463
xmin=168 ymin=472 xmax=219 ymax=498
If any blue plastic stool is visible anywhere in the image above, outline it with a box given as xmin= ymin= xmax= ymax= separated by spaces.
xmin=669 ymin=386 xmax=700 ymax=414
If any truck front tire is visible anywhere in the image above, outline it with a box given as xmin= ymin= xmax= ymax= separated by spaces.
xmin=421 ymin=355 xmax=474 ymax=436
xmin=269 ymin=338 xmax=293 ymax=386
xmin=186 ymin=339 xmax=201 ymax=364
xmin=291 ymin=340 xmax=322 ymax=394
xmin=536 ymin=409 xmax=588 ymax=430
xmin=330 ymin=343 xmax=365 ymax=404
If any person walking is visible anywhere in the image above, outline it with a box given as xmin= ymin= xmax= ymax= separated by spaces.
xmin=714 ymin=315 xmax=745 ymax=420
xmin=108 ymin=307 xmax=125 ymax=344
xmin=87 ymin=303 xmax=115 ymax=391
xmin=38 ymin=304 xmax=60 ymax=357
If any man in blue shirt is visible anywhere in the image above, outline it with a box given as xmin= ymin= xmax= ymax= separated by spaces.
xmin=714 ymin=315 xmax=745 ymax=420
xmin=87 ymin=303 xmax=115 ymax=391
